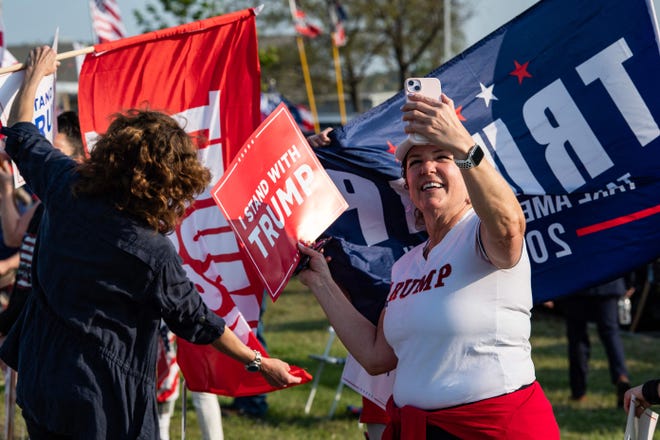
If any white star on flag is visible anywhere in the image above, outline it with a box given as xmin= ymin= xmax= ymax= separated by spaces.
xmin=476 ymin=83 xmax=498 ymax=107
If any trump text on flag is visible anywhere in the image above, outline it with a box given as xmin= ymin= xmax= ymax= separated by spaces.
xmin=320 ymin=0 xmax=660 ymax=303
xmin=212 ymin=103 xmax=347 ymax=301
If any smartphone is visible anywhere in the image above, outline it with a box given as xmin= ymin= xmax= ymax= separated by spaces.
xmin=293 ymin=237 xmax=332 ymax=276
xmin=404 ymin=77 xmax=442 ymax=144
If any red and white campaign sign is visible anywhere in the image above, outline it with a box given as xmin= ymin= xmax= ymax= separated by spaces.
xmin=212 ymin=103 xmax=348 ymax=300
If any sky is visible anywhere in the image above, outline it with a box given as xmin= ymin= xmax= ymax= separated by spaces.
xmin=3 ymin=0 xmax=660 ymax=54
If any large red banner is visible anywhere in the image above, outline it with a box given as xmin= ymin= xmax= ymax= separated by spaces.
xmin=77 ymin=10 xmax=310 ymax=396
xmin=212 ymin=103 xmax=348 ymax=300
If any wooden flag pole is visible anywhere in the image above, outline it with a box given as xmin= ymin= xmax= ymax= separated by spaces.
xmin=296 ymin=36 xmax=321 ymax=134
xmin=331 ymin=39 xmax=347 ymax=125
xmin=0 ymin=46 xmax=95 ymax=75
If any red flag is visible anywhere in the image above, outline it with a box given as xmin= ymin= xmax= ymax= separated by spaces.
xmin=78 ymin=9 xmax=310 ymax=396
xmin=89 ymin=0 xmax=127 ymax=43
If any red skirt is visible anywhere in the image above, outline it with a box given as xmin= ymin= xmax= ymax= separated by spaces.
xmin=383 ymin=381 xmax=559 ymax=439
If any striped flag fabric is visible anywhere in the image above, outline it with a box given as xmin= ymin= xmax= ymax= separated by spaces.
xmin=0 ymin=1 xmax=17 ymax=70
xmin=261 ymin=91 xmax=315 ymax=133
xmin=89 ymin=0 xmax=127 ymax=43
xmin=289 ymin=0 xmax=322 ymax=38
xmin=329 ymin=0 xmax=347 ymax=46
xmin=0 ymin=1 xmax=16 ymax=67
xmin=156 ymin=322 xmax=180 ymax=404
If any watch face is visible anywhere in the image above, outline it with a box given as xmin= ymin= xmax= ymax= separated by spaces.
xmin=455 ymin=144 xmax=484 ymax=168
xmin=246 ymin=364 xmax=260 ymax=372
xmin=471 ymin=145 xmax=485 ymax=166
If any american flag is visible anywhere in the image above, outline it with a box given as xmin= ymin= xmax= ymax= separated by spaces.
xmin=329 ymin=0 xmax=347 ymax=47
xmin=0 ymin=2 xmax=18 ymax=68
xmin=289 ymin=0 xmax=322 ymax=38
xmin=89 ymin=0 xmax=127 ymax=43
xmin=261 ymin=92 xmax=315 ymax=133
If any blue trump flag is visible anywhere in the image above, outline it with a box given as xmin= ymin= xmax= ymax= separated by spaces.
xmin=315 ymin=0 xmax=660 ymax=304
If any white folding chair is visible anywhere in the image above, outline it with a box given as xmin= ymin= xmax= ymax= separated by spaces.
xmin=304 ymin=326 xmax=346 ymax=418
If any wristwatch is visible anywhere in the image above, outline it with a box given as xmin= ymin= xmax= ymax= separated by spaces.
xmin=454 ymin=144 xmax=485 ymax=169
xmin=245 ymin=350 xmax=262 ymax=372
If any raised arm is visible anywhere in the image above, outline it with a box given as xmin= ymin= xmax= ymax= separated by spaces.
xmin=0 ymin=158 xmax=38 ymax=247
xmin=402 ymin=93 xmax=526 ymax=268
xmin=297 ymin=243 xmax=398 ymax=375
xmin=7 ymin=46 xmax=58 ymax=127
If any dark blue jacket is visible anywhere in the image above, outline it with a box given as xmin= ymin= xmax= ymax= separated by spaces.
xmin=0 ymin=123 xmax=226 ymax=439
xmin=579 ymin=278 xmax=626 ymax=297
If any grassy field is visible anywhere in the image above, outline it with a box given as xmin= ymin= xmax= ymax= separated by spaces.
xmin=1 ymin=278 xmax=659 ymax=439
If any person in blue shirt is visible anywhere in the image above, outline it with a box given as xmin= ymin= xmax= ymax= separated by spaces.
xmin=0 ymin=46 xmax=301 ymax=439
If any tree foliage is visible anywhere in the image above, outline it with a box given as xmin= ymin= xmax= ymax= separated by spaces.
xmin=133 ymin=0 xmax=247 ymax=32
xmin=132 ymin=0 xmax=470 ymax=116
xmin=311 ymin=0 xmax=469 ymax=111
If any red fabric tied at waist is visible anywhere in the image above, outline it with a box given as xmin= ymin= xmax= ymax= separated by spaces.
xmin=383 ymin=381 xmax=559 ymax=440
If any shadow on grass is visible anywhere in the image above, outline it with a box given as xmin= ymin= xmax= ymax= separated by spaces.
xmin=552 ymin=403 xmax=627 ymax=437
xmin=254 ymin=408 xmax=361 ymax=428
xmin=267 ymin=318 xmax=330 ymax=333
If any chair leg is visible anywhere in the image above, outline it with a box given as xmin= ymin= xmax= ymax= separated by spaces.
xmin=304 ymin=362 xmax=327 ymax=414
xmin=327 ymin=380 xmax=344 ymax=418
xmin=305 ymin=327 xmax=336 ymax=414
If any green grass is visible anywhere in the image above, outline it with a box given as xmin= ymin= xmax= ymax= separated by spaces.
xmin=1 ymin=279 xmax=659 ymax=439
xmin=528 ymin=308 xmax=660 ymax=440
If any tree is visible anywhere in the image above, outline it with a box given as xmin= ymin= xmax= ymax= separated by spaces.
xmin=298 ymin=0 xmax=470 ymax=112
xmin=132 ymin=0 xmax=471 ymax=115
xmin=132 ymin=1 xmax=304 ymax=92
xmin=358 ymin=0 xmax=470 ymax=83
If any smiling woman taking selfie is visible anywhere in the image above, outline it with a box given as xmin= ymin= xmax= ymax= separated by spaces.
xmin=298 ymin=91 xmax=559 ymax=439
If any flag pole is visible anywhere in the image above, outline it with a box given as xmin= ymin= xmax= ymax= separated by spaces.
xmin=0 ymin=46 xmax=95 ymax=75
xmin=288 ymin=0 xmax=320 ymax=134
xmin=444 ymin=0 xmax=452 ymax=60
xmin=331 ymin=40 xmax=347 ymax=125
xmin=295 ymin=37 xmax=321 ymax=133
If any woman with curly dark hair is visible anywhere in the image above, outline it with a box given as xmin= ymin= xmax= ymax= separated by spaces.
xmin=73 ymin=109 xmax=210 ymax=234
xmin=0 ymin=46 xmax=301 ymax=439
